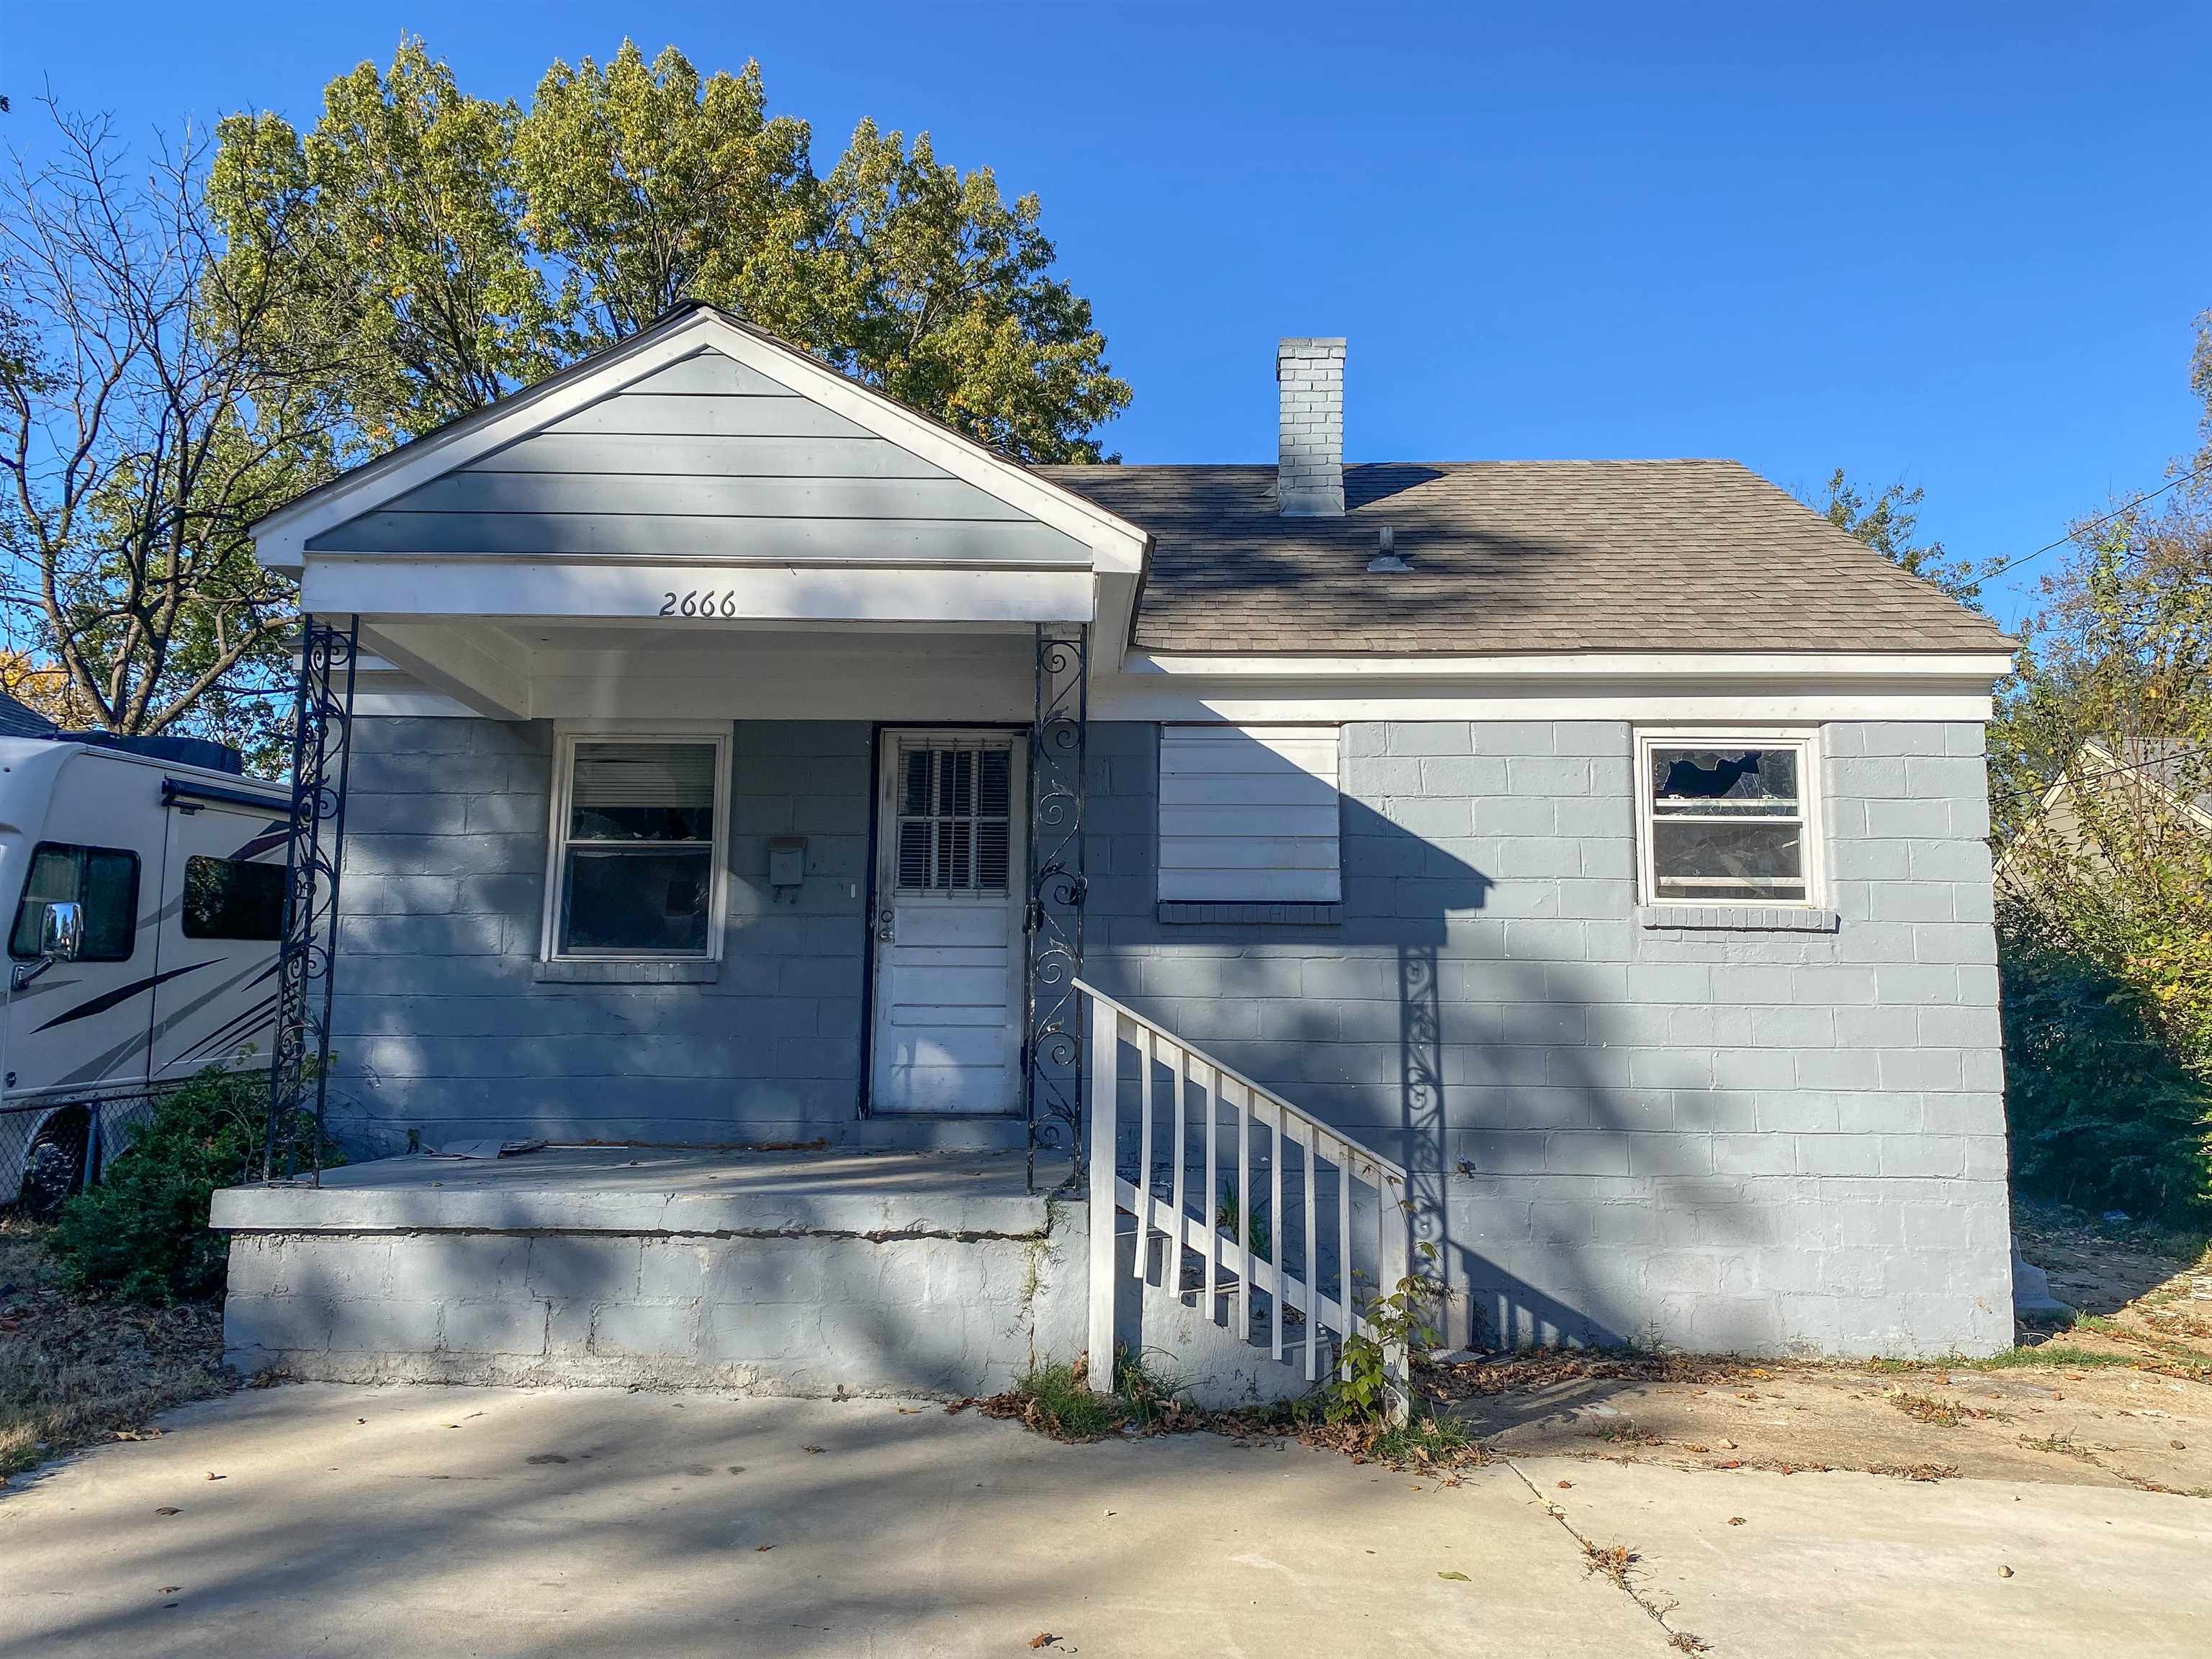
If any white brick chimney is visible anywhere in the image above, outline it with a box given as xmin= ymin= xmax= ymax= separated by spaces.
xmin=1276 ymin=337 xmax=1345 ymax=517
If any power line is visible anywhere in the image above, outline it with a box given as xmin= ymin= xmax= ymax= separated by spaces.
xmin=1977 ymin=458 xmax=2212 ymax=585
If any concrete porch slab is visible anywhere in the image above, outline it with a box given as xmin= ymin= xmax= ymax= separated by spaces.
xmin=210 ymin=1147 xmax=1057 ymax=1238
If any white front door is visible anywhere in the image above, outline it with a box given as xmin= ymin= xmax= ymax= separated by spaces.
xmin=869 ymin=731 xmax=1027 ymax=1115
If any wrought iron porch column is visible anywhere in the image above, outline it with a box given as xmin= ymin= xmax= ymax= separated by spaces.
xmin=264 ymin=616 xmax=359 ymax=1183
xmin=1023 ymin=624 xmax=1088 ymax=1190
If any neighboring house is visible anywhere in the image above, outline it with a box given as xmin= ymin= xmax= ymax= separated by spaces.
xmin=2003 ymin=737 xmax=2212 ymax=891
xmin=210 ymin=306 xmax=2020 ymax=1398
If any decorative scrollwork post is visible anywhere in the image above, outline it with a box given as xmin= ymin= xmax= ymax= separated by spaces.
xmin=264 ymin=616 xmax=359 ymax=1184
xmin=1024 ymin=624 xmax=1089 ymax=1190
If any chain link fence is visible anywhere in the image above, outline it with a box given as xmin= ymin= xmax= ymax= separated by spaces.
xmin=1 ymin=1092 xmax=163 ymax=1215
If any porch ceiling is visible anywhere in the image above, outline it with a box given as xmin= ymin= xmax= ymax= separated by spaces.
xmin=358 ymin=618 xmax=1050 ymax=723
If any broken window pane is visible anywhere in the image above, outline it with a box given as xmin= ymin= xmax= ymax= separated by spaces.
xmin=1650 ymin=747 xmax=1798 ymax=814
xmin=1646 ymin=742 xmax=1809 ymax=903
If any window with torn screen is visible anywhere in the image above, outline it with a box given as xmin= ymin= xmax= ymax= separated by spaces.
xmin=1636 ymin=732 xmax=1820 ymax=905
xmin=893 ymin=739 xmax=1014 ymax=894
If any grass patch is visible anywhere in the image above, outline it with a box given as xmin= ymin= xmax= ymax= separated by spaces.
xmin=1966 ymin=1344 xmax=2153 ymax=1372
xmin=1367 ymin=1412 xmax=1484 ymax=1468
xmin=979 ymin=1362 xmax=1125 ymax=1442
xmin=958 ymin=1349 xmax=1493 ymax=1475
xmin=1111 ymin=1347 xmax=1179 ymax=1431
xmin=0 ymin=1218 xmax=232 ymax=1482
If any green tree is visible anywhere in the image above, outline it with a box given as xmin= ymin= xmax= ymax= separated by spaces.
xmin=209 ymin=37 xmax=563 ymax=445
xmin=1809 ymin=469 xmax=1987 ymax=609
xmin=212 ymin=37 xmax=1130 ymax=462
xmin=513 ymin=42 xmax=820 ymax=351
xmin=811 ymin=121 xmax=1128 ymax=462
xmin=1995 ymin=470 xmax=2212 ymax=1221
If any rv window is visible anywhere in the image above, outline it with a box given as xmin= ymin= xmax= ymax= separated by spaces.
xmin=9 ymin=842 xmax=140 ymax=961
xmin=182 ymin=855 xmax=287 ymax=940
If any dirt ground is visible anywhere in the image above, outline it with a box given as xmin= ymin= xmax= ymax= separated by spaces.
xmin=0 ymin=1219 xmax=232 ymax=1480
xmin=1431 ymin=1205 xmax=2212 ymax=1499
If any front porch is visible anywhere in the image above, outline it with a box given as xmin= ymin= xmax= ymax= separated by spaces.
xmin=213 ymin=1146 xmax=1091 ymax=1398
xmin=211 ymin=1079 xmax=1397 ymax=1408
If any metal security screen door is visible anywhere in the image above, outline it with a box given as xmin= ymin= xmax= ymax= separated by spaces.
xmin=870 ymin=732 xmax=1028 ymax=1115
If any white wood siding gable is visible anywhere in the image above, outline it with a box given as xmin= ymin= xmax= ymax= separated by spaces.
xmin=1157 ymin=725 xmax=1342 ymax=902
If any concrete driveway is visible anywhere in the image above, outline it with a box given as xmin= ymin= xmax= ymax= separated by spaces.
xmin=1 ymin=1384 xmax=2206 ymax=1658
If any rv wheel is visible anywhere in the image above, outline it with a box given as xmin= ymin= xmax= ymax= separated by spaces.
xmin=19 ymin=1122 xmax=88 ymax=1214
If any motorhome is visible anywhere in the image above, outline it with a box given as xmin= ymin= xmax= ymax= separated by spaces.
xmin=0 ymin=732 xmax=289 ymax=1205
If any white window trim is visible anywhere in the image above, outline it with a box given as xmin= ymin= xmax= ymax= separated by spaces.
xmin=540 ymin=725 xmax=733 ymax=962
xmin=1633 ymin=725 xmax=1825 ymax=910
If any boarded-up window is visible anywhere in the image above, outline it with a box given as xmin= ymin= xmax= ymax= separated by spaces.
xmin=1157 ymin=726 xmax=1341 ymax=903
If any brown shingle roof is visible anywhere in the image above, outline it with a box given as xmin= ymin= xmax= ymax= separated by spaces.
xmin=1035 ymin=460 xmax=2012 ymax=655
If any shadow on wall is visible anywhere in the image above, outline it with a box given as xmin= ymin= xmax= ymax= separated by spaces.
xmin=1105 ymin=786 xmax=1760 ymax=1354
xmin=1352 ymin=799 xmax=1644 ymax=1352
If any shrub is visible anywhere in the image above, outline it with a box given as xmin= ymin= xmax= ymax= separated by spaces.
xmin=43 ymin=1066 xmax=331 ymax=1304
xmin=1999 ymin=923 xmax=2212 ymax=1225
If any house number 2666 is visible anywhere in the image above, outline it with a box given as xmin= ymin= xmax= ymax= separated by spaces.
xmin=659 ymin=591 xmax=742 ymax=618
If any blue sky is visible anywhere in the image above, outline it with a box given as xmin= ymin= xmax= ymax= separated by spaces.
xmin=6 ymin=1 xmax=2208 ymax=629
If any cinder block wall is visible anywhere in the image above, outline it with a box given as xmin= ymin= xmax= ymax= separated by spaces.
xmin=331 ymin=717 xmax=870 ymax=1148
xmin=328 ymin=712 xmax=2011 ymax=1358
xmin=1080 ymin=719 xmax=2013 ymax=1359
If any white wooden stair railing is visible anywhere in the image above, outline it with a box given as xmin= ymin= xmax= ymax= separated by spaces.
xmin=1077 ymin=980 xmax=1412 ymax=1406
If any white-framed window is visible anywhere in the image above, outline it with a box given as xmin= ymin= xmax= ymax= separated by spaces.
xmin=1157 ymin=724 xmax=1342 ymax=903
xmin=1635 ymin=727 xmax=1823 ymax=907
xmin=541 ymin=729 xmax=732 ymax=960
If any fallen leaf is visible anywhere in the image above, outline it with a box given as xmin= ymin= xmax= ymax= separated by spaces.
xmin=1556 ymin=1480 xmax=1573 ymax=1489
xmin=1438 ymin=1570 xmax=1471 ymax=1582
xmin=159 ymin=1587 xmax=181 ymax=1594
xmin=154 ymin=1507 xmax=180 ymax=1516
xmin=801 ymin=1444 xmax=826 ymax=1455
xmin=1727 ymin=1516 xmax=1746 ymax=1527
xmin=205 ymin=1473 xmax=225 ymax=1481
xmin=755 ymin=1545 xmax=774 ymax=1553
xmin=1998 ymin=1565 xmax=2014 ymax=1578
xmin=2173 ymin=1440 xmax=2188 ymax=1450
xmin=1029 ymin=1634 xmax=1059 ymax=1648
xmin=896 ymin=1407 xmax=923 ymax=1415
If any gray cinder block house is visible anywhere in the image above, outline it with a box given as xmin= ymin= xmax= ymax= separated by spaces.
xmin=214 ymin=305 xmax=2020 ymax=1400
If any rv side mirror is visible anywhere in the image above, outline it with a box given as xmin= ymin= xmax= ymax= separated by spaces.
xmin=40 ymin=901 xmax=84 ymax=962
